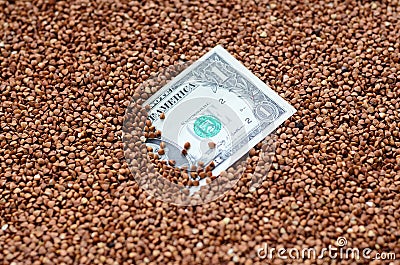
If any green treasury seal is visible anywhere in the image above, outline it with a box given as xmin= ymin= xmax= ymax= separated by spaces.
xmin=193 ymin=115 xmax=222 ymax=138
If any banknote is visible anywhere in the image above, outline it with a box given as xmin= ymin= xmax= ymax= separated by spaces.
xmin=144 ymin=45 xmax=296 ymax=176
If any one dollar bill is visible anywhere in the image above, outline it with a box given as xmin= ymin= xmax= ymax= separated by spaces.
xmin=144 ymin=45 xmax=296 ymax=175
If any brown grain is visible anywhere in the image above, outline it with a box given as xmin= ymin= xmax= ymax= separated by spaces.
xmin=1 ymin=0 xmax=399 ymax=264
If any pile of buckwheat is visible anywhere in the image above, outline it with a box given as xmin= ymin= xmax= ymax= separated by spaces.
xmin=0 ymin=0 xmax=399 ymax=264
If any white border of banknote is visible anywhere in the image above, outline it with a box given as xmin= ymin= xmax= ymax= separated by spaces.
xmin=144 ymin=45 xmax=296 ymax=175
xmin=123 ymin=45 xmax=296 ymax=206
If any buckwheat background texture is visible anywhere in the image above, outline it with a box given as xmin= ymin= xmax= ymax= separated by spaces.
xmin=0 ymin=0 xmax=399 ymax=264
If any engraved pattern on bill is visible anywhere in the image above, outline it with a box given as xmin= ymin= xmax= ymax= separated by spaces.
xmin=145 ymin=45 xmax=296 ymax=174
